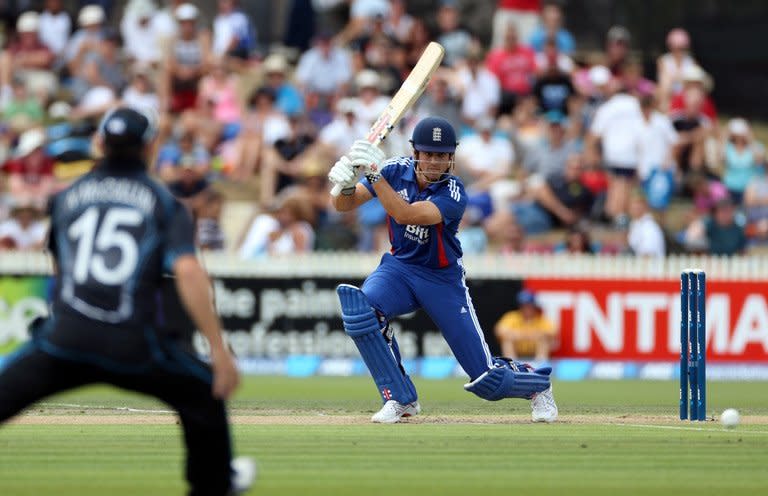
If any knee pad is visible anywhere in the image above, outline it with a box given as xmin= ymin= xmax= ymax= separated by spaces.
xmin=337 ymin=284 xmax=417 ymax=404
xmin=463 ymin=357 xmax=551 ymax=401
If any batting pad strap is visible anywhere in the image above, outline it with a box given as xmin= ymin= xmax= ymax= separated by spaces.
xmin=464 ymin=365 xmax=551 ymax=401
xmin=337 ymin=284 xmax=417 ymax=404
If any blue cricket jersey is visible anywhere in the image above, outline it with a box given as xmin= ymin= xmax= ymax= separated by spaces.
xmin=362 ymin=157 xmax=467 ymax=269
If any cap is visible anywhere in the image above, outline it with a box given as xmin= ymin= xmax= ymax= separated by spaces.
xmin=14 ymin=128 xmax=47 ymax=158
xmin=336 ymin=97 xmax=358 ymax=114
xmin=607 ymin=25 xmax=631 ymax=43
xmin=410 ymin=116 xmax=458 ymax=153
xmin=263 ymin=54 xmax=289 ymax=74
xmin=517 ymin=290 xmax=538 ymax=306
xmin=175 ymin=3 xmax=199 ymax=21
xmin=99 ymin=107 xmax=158 ymax=149
xmin=78 ymin=5 xmax=105 ymax=27
xmin=682 ymin=65 xmax=713 ymax=91
xmin=355 ymin=69 xmax=381 ymax=90
xmin=588 ymin=65 xmax=611 ymax=86
xmin=728 ymin=118 xmax=750 ymax=137
xmin=667 ymin=28 xmax=690 ymax=50
xmin=16 ymin=11 xmax=40 ymax=33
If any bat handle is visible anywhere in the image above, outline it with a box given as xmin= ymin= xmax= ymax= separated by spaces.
xmin=330 ymin=183 xmax=343 ymax=197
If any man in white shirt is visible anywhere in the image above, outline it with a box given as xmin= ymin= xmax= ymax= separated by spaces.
xmin=455 ymin=47 xmax=501 ymax=125
xmin=627 ymin=193 xmax=666 ymax=257
xmin=295 ymin=33 xmax=352 ymax=102
xmin=0 ymin=202 xmax=47 ymax=251
xmin=121 ymin=0 xmax=163 ymax=64
xmin=456 ymin=117 xmax=514 ymax=194
xmin=318 ymin=98 xmax=369 ymax=159
xmin=38 ymin=0 xmax=72 ymax=58
xmin=637 ymin=94 xmax=678 ymax=181
xmin=212 ymin=0 xmax=255 ymax=59
xmin=587 ymin=73 xmax=645 ymax=227
xmin=352 ymin=69 xmax=388 ymax=126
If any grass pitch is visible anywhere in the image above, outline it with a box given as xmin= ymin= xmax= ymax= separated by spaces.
xmin=1 ymin=377 xmax=767 ymax=496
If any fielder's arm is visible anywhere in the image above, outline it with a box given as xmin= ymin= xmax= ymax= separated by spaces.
xmin=372 ymin=178 xmax=442 ymax=226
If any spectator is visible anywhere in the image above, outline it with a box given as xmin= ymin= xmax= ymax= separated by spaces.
xmin=384 ymin=0 xmax=414 ymax=45
xmin=295 ymin=31 xmax=353 ymax=111
xmin=1 ymin=77 xmax=45 ymax=132
xmin=744 ymin=170 xmax=768 ymax=241
xmin=5 ymin=11 xmax=56 ymax=73
xmin=194 ymin=188 xmax=225 ymax=251
xmin=239 ymin=188 xmax=316 ymax=258
xmin=196 ymin=57 xmax=242 ymax=128
xmin=335 ymin=0 xmax=390 ymax=46
xmin=261 ymin=53 xmax=304 ymax=117
xmin=491 ymin=0 xmax=541 ymax=49
xmin=259 ymin=115 xmax=317 ymax=207
xmin=167 ymin=151 xmax=212 ymax=211
xmin=39 ymin=0 xmax=73 ymax=59
xmin=456 ymin=117 xmax=514 ymax=193
xmin=487 ymin=210 xmax=527 ymax=253
xmin=528 ymin=3 xmax=575 ymax=54
xmin=151 ymin=0 xmax=186 ymax=43
xmin=352 ymin=69 xmax=388 ymax=126
xmin=657 ymin=28 xmax=697 ymax=109
xmin=317 ymin=97 xmax=368 ymax=160
xmin=671 ymin=85 xmax=713 ymax=176
xmin=494 ymin=290 xmax=557 ymax=361
xmin=0 ymin=199 xmax=46 ymax=251
xmin=404 ymin=17 xmax=432 ymax=67
xmin=587 ymin=78 xmax=644 ymax=227
xmin=685 ymin=197 xmax=747 ymax=256
xmin=2 ymin=128 xmax=55 ymax=209
xmin=454 ymin=43 xmax=500 ymax=125
xmin=555 ymin=226 xmax=594 ymax=254
xmin=627 ymin=192 xmax=666 ymax=257
xmin=604 ymin=25 xmax=631 ymax=77
xmin=457 ymin=201 xmax=489 ymax=254
xmin=161 ymin=3 xmax=211 ymax=114
xmin=720 ymin=118 xmax=765 ymax=204
xmin=485 ymin=22 xmax=537 ymax=114
xmin=512 ymin=152 xmax=593 ymax=234
xmin=121 ymin=0 xmax=163 ymax=65
xmin=435 ymin=0 xmax=472 ymax=67
xmin=65 ymin=4 xmax=107 ymax=75
xmin=155 ymin=127 xmax=210 ymax=183
xmin=668 ymin=65 xmax=717 ymax=121
xmin=532 ymin=38 xmax=574 ymax=115
xmin=688 ymin=172 xmax=728 ymax=216
xmin=415 ymin=72 xmax=462 ymax=133
xmin=121 ymin=63 xmax=160 ymax=114
xmin=623 ymin=59 xmax=655 ymax=99
xmin=637 ymin=94 xmax=677 ymax=183
xmin=524 ymin=110 xmax=580 ymax=181
xmin=212 ymin=0 xmax=256 ymax=60
xmin=69 ymin=58 xmax=118 ymax=121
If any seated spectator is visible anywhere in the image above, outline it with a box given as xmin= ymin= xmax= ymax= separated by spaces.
xmin=524 ymin=110 xmax=580 ymax=181
xmin=555 ymin=226 xmax=595 ymax=254
xmin=121 ymin=63 xmax=160 ymax=113
xmin=2 ymin=128 xmax=55 ymax=209
xmin=352 ymin=69 xmax=389 ymax=127
xmin=415 ymin=71 xmax=462 ymax=133
xmin=656 ymin=28 xmax=697 ymax=109
xmin=485 ymin=22 xmax=537 ymax=114
xmin=155 ymin=128 xmax=210 ymax=183
xmin=455 ymin=117 xmax=514 ymax=193
xmin=436 ymin=0 xmax=472 ymax=67
xmin=491 ymin=0 xmax=541 ymax=49
xmin=604 ymin=25 xmax=631 ymax=77
xmin=194 ymin=188 xmax=225 ymax=251
xmin=162 ymin=4 xmax=211 ymax=114
xmin=65 ymin=5 xmax=107 ymax=76
xmin=384 ymin=0 xmax=414 ymax=45
xmin=627 ymin=192 xmax=666 ymax=257
xmin=196 ymin=58 xmax=242 ymax=128
xmin=532 ymin=37 xmax=574 ymax=115
xmin=335 ymin=0 xmax=390 ymax=46
xmin=744 ymin=171 xmax=768 ymax=240
xmin=295 ymin=31 xmax=352 ymax=111
xmin=495 ymin=290 xmax=557 ymax=361
xmin=668 ymin=65 xmax=717 ymax=121
xmin=317 ymin=97 xmax=369 ymax=160
xmin=259 ymin=115 xmax=317 ymax=207
xmin=511 ymin=153 xmax=593 ymax=234
xmin=121 ymin=0 xmax=163 ymax=65
xmin=623 ymin=59 xmax=655 ymax=98
xmin=4 ymin=12 xmax=57 ymax=99
xmin=685 ymin=197 xmax=747 ymax=256
xmin=70 ymin=59 xmax=118 ymax=121
xmin=528 ymin=3 xmax=574 ymax=54
xmin=239 ymin=188 xmax=316 ymax=258
xmin=485 ymin=209 xmax=527 ymax=253
xmin=453 ymin=43 xmax=500 ymax=126
xmin=0 ymin=200 xmax=47 ymax=251
xmin=261 ymin=53 xmax=304 ymax=117
xmin=671 ymin=85 xmax=713 ymax=176
xmin=1 ymin=77 xmax=45 ymax=132
xmin=212 ymin=0 xmax=257 ymax=61
xmin=720 ymin=118 xmax=765 ymax=204
xmin=688 ymin=172 xmax=728 ymax=216
xmin=39 ymin=0 xmax=73 ymax=59
xmin=404 ymin=17 xmax=433 ymax=67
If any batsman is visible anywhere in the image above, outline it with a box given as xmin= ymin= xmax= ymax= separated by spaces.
xmin=328 ymin=116 xmax=558 ymax=423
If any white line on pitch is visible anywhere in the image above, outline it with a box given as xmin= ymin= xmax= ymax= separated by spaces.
xmin=39 ymin=402 xmax=174 ymax=414
xmin=603 ymin=423 xmax=768 ymax=435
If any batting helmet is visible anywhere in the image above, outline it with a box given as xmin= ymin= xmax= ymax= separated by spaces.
xmin=99 ymin=106 xmax=158 ymax=150
xmin=410 ymin=116 xmax=458 ymax=153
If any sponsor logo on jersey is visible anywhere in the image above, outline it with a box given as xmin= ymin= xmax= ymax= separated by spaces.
xmin=404 ymin=224 xmax=430 ymax=244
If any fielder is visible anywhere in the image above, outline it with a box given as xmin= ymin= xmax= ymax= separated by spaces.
xmin=0 ymin=107 xmax=254 ymax=495
xmin=328 ymin=116 xmax=558 ymax=423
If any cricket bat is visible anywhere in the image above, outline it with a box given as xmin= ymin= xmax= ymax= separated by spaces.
xmin=330 ymin=41 xmax=445 ymax=197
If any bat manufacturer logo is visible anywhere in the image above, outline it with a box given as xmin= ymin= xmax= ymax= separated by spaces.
xmin=432 ymin=127 xmax=442 ymax=142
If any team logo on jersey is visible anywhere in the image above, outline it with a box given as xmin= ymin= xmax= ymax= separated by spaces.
xmin=432 ymin=127 xmax=442 ymax=142
xmin=405 ymin=224 xmax=430 ymax=244
xmin=397 ymin=188 xmax=410 ymax=202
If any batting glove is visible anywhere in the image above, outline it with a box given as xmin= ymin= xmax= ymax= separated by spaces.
xmin=348 ymin=140 xmax=386 ymax=184
xmin=328 ymin=155 xmax=358 ymax=195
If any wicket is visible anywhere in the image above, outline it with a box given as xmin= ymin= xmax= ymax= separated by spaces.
xmin=680 ymin=269 xmax=707 ymax=421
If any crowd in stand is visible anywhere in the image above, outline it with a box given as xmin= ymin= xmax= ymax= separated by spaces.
xmin=0 ymin=0 xmax=765 ymax=258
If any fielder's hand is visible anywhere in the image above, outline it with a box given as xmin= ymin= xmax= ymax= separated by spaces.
xmin=348 ymin=140 xmax=386 ymax=184
xmin=328 ymin=155 xmax=359 ymax=195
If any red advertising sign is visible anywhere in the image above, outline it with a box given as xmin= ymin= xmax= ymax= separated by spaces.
xmin=525 ymin=278 xmax=768 ymax=362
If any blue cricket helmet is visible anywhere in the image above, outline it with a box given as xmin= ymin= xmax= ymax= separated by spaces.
xmin=410 ymin=116 xmax=458 ymax=153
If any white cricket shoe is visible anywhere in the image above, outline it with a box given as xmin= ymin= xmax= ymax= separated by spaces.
xmin=531 ymin=385 xmax=558 ymax=423
xmin=371 ymin=400 xmax=421 ymax=423
xmin=231 ymin=456 xmax=257 ymax=494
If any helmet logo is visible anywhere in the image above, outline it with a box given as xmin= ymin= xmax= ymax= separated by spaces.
xmin=432 ymin=127 xmax=442 ymax=142
xmin=107 ymin=118 xmax=126 ymax=135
